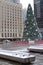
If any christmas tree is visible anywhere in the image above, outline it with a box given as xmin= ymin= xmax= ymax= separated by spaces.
xmin=23 ymin=4 xmax=41 ymax=40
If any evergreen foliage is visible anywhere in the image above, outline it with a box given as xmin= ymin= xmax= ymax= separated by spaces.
xmin=23 ymin=4 xmax=41 ymax=40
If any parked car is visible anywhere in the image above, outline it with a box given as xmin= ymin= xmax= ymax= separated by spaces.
xmin=3 ymin=40 xmax=10 ymax=43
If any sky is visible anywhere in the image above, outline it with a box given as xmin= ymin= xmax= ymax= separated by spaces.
xmin=20 ymin=0 xmax=34 ymax=10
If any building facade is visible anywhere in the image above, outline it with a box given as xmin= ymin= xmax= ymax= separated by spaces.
xmin=0 ymin=0 xmax=23 ymax=39
xmin=13 ymin=0 xmax=20 ymax=3
xmin=34 ymin=0 xmax=43 ymax=38
xmin=2 ymin=0 xmax=20 ymax=3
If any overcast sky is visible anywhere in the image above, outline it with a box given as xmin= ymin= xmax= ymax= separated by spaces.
xmin=20 ymin=0 xmax=34 ymax=10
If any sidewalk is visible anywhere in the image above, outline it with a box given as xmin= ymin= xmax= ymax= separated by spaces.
xmin=0 ymin=42 xmax=29 ymax=50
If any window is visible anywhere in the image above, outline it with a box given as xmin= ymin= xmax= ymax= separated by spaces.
xmin=8 ymin=33 xmax=9 ymax=37
xmin=2 ymin=29 xmax=3 ymax=32
xmin=8 ymin=30 xmax=9 ymax=32
xmin=10 ymin=30 xmax=12 ymax=32
xmin=13 ymin=27 xmax=14 ymax=29
xmin=10 ymin=27 xmax=12 ymax=29
xmin=13 ymin=30 xmax=14 ymax=32
xmin=5 ymin=26 xmax=6 ymax=29
xmin=7 ymin=24 xmax=9 ymax=26
xmin=10 ymin=22 xmax=12 ymax=23
xmin=37 ymin=2 xmax=40 ymax=18
xmin=5 ymin=33 xmax=6 ymax=37
xmin=15 ymin=33 xmax=17 ymax=37
xmin=13 ymin=33 xmax=14 ymax=37
xmin=10 ymin=33 xmax=12 ymax=37
xmin=13 ymin=18 xmax=14 ymax=21
xmin=2 ymin=33 xmax=3 ymax=37
xmin=5 ymin=24 xmax=6 ymax=26
xmin=19 ymin=34 xmax=21 ymax=37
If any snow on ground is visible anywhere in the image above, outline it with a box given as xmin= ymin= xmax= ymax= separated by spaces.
xmin=0 ymin=49 xmax=35 ymax=59
xmin=28 ymin=44 xmax=43 ymax=50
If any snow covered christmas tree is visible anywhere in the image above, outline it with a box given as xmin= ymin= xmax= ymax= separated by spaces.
xmin=23 ymin=4 xmax=41 ymax=40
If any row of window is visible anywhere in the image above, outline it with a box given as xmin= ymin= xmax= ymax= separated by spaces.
xmin=2 ymin=33 xmax=17 ymax=37
xmin=2 ymin=17 xmax=21 ymax=22
xmin=1 ymin=33 xmax=21 ymax=37
xmin=2 ymin=6 xmax=21 ymax=10
xmin=2 ymin=29 xmax=18 ymax=32
xmin=1 ymin=29 xmax=22 ymax=32
xmin=2 ymin=26 xmax=19 ymax=28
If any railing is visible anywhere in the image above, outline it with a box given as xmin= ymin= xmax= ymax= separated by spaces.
xmin=11 ymin=40 xmax=43 ymax=44
xmin=11 ymin=40 xmax=29 ymax=44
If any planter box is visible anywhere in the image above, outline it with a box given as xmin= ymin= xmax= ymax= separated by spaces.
xmin=28 ymin=45 xmax=43 ymax=53
xmin=0 ymin=50 xmax=35 ymax=63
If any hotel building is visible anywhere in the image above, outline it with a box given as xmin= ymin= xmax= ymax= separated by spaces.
xmin=2 ymin=0 xmax=20 ymax=3
xmin=0 ymin=0 xmax=23 ymax=40
xmin=34 ymin=0 xmax=43 ymax=38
